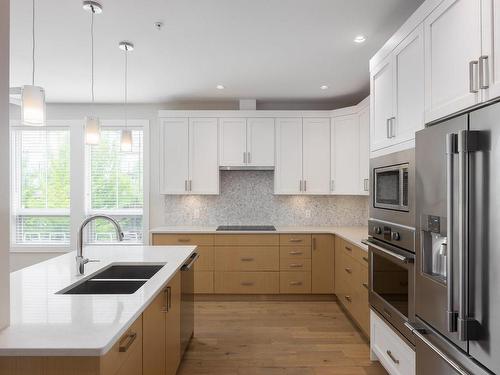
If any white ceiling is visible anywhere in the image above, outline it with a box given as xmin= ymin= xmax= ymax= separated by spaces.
xmin=9 ymin=0 xmax=424 ymax=104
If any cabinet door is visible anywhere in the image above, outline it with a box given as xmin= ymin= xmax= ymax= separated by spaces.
xmin=143 ymin=289 xmax=167 ymax=375
xmin=394 ymin=24 xmax=425 ymax=144
xmin=189 ymin=118 xmax=219 ymax=194
xmin=302 ymin=118 xmax=331 ymax=195
xmin=358 ymin=105 xmax=370 ymax=195
xmin=275 ymin=118 xmax=303 ymax=194
xmin=370 ymin=56 xmax=394 ymax=152
xmin=219 ymin=118 xmax=247 ymax=167
xmin=424 ymin=0 xmax=482 ymax=123
xmin=166 ymin=272 xmax=181 ymax=375
xmin=481 ymin=0 xmax=500 ymax=101
xmin=160 ymin=118 xmax=189 ymax=194
xmin=312 ymin=234 xmax=334 ymax=294
xmin=331 ymin=115 xmax=359 ymax=194
xmin=247 ymin=118 xmax=275 ymax=167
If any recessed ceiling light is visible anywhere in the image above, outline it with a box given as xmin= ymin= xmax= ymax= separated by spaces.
xmin=216 ymin=84 xmax=225 ymax=90
xmin=320 ymin=85 xmax=329 ymax=90
xmin=354 ymin=35 xmax=366 ymax=43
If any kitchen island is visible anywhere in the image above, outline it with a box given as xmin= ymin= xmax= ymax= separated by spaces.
xmin=0 ymin=245 xmax=197 ymax=375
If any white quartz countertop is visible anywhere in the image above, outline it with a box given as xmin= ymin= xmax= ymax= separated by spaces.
xmin=150 ymin=226 xmax=368 ymax=252
xmin=0 ymin=245 xmax=196 ymax=357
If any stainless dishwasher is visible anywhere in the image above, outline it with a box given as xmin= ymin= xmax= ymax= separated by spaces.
xmin=180 ymin=252 xmax=198 ymax=356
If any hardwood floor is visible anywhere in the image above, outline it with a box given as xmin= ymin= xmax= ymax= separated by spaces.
xmin=177 ymin=301 xmax=387 ymax=375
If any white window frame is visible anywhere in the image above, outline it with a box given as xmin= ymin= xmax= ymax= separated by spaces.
xmin=9 ymin=119 xmax=150 ymax=253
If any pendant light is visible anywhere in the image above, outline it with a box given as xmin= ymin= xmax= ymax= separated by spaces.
xmin=119 ymin=41 xmax=134 ymax=152
xmin=83 ymin=1 xmax=103 ymax=145
xmin=22 ymin=0 xmax=46 ymax=126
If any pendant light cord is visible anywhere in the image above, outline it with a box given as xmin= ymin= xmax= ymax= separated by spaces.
xmin=91 ymin=9 xmax=95 ymax=104
xmin=124 ymin=47 xmax=128 ymax=128
xmin=32 ymin=0 xmax=35 ymax=85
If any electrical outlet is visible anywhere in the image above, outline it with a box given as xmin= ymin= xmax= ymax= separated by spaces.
xmin=305 ymin=210 xmax=311 ymax=218
xmin=194 ymin=208 xmax=200 ymax=219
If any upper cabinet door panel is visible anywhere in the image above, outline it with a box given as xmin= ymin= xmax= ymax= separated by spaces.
xmin=332 ymin=115 xmax=359 ymax=195
xmin=394 ymin=24 xmax=425 ymax=144
xmin=358 ymin=105 xmax=370 ymax=195
xmin=370 ymin=56 xmax=394 ymax=152
xmin=189 ymin=118 xmax=219 ymax=194
xmin=219 ymin=118 xmax=247 ymax=167
xmin=481 ymin=0 xmax=500 ymax=101
xmin=275 ymin=118 xmax=303 ymax=194
xmin=247 ymin=118 xmax=275 ymax=167
xmin=160 ymin=118 xmax=189 ymax=194
xmin=302 ymin=118 xmax=331 ymax=195
xmin=424 ymin=0 xmax=482 ymax=123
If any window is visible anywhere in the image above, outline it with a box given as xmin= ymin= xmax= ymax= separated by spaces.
xmin=11 ymin=128 xmax=71 ymax=245
xmin=86 ymin=128 xmax=144 ymax=243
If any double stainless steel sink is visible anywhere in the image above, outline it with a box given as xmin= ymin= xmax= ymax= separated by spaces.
xmin=60 ymin=264 xmax=165 ymax=295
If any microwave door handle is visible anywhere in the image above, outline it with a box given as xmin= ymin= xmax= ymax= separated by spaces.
xmin=446 ymin=133 xmax=458 ymax=332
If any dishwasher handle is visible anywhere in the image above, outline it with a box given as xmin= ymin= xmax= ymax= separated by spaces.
xmin=181 ymin=252 xmax=199 ymax=271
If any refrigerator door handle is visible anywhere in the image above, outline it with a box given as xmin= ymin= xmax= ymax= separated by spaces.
xmin=446 ymin=133 xmax=458 ymax=332
xmin=458 ymin=130 xmax=468 ymax=341
xmin=404 ymin=322 xmax=471 ymax=375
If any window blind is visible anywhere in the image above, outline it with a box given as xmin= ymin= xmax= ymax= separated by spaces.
xmin=12 ymin=129 xmax=70 ymax=245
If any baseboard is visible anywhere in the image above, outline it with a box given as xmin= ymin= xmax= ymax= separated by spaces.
xmin=194 ymin=294 xmax=337 ymax=302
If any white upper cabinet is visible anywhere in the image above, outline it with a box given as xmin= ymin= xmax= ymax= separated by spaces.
xmin=358 ymin=104 xmax=370 ymax=195
xmin=219 ymin=117 xmax=275 ymax=167
xmin=160 ymin=117 xmax=219 ymax=195
xmin=189 ymin=118 xmax=219 ymax=194
xmin=481 ymin=0 xmax=500 ymax=101
xmin=247 ymin=118 xmax=275 ymax=167
xmin=275 ymin=118 xmax=303 ymax=194
xmin=160 ymin=118 xmax=190 ymax=195
xmin=424 ymin=0 xmax=482 ymax=122
xmin=371 ymin=56 xmax=394 ymax=152
xmin=394 ymin=24 xmax=425 ymax=144
xmin=302 ymin=118 xmax=331 ymax=195
xmin=219 ymin=118 xmax=247 ymax=166
xmin=331 ymin=115 xmax=360 ymax=195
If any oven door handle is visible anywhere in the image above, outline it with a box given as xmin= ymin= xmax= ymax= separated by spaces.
xmin=181 ymin=253 xmax=199 ymax=271
xmin=362 ymin=240 xmax=413 ymax=264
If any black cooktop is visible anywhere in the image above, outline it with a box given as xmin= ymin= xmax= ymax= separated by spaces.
xmin=216 ymin=225 xmax=276 ymax=231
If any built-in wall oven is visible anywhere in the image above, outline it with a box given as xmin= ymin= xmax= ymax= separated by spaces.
xmin=365 ymin=220 xmax=416 ymax=344
xmin=370 ymin=149 xmax=415 ymax=228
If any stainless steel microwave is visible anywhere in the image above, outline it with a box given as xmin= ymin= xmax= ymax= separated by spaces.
xmin=369 ymin=149 xmax=415 ymax=228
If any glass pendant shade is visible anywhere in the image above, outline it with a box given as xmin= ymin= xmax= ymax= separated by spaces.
xmin=21 ymin=85 xmax=46 ymax=126
xmin=121 ymin=129 xmax=132 ymax=152
xmin=85 ymin=116 xmax=101 ymax=145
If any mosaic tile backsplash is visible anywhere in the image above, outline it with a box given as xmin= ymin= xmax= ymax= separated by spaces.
xmin=163 ymin=171 xmax=369 ymax=226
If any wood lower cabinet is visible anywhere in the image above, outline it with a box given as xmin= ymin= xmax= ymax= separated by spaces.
xmin=335 ymin=236 xmax=370 ymax=337
xmin=280 ymin=271 xmax=311 ymax=293
xmin=311 ymin=234 xmax=334 ymax=294
xmin=165 ymin=273 xmax=181 ymax=375
xmin=215 ymin=271 xmax=279 ymax=294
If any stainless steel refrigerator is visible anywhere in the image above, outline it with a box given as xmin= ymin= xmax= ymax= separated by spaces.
xmin=410 ymin=101 xmax=500 ymax=375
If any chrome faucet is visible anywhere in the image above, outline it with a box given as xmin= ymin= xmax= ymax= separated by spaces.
xmin=76 ymin=215 xmax=124 ymax=275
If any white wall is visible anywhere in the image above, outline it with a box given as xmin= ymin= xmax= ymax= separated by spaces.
xmin=1 ymin=0 xmax=10 ymax=329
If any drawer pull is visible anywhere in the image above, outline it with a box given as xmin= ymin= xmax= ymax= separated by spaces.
xmin=386 ymin=350 xmax=400 ymax=365
xmin=344 ymin=268 xmax=352 ymax=274
xmin=289 ymin=281 xmax=303 ymax=286
xmin=240 ymin=257 xmax=254 ymax=262
xmin=362 ymin=282 xmax=368 ymax=290
xmin=344 ymin=295 xmax=352 ymax=302
xmin=345 ymin=246 xmax=352 ymax=252
xmin=240 ymin=281 xmax=254 ymax=286
xmin=363 ymin=256 xmax=368 ymax=263
xmin=119 ymin=332 xmax=137 ymax=352
xmin=178 ymin=238 xmax=190 ymax=243
xmin=289 ymin=264 xmax=303 ymax=268
xmin=288 ymin=251 xmax=303 ymax=255
xmin=289 ymin=238 xmax=303 ymax=243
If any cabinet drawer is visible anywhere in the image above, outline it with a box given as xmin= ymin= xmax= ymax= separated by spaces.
xmin=339 ymin=238 xmax=357 ymax=257
xmin=101 ymin=315 xmax=143 ymax=375
xmin=353 ymin=245 xmax=369 ymax=266
xmin=193 ymin=246 xmax=214 ymax=271
xmin=279 ymin=246 xmax=311 ymax=259
xmin=214 ymin=272 xmax=279 ymax=294
xmin=215 ymin=246 xmax=279 ymax=271
xmin=280 ymin=234 xmax=311 ymax=246
xmin=152 ymin=233 xmax=214 ymax=246
xmin=280 ymin=258 xmax=311 ymax=271
xmin=194 ymin=271 xmax=214 ymax=294
xmin=280 ymin=272 xmax=311 ymax=294
xmin=371 ymin=310 xmax=415 ymax=375
xmin=215 ymin=234 xmax=279 ymax=246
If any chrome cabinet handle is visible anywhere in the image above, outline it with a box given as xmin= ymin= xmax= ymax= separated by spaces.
xmin=119 ymin=332 xmax=137 ymax=352
xmin=390 ymin=117 xmax=396 ymax=138
xmin=312 ymin=237 xmax=316 ymax=250
xmin=469 ymin=60 xmax=479 ymax=93
xmin=386 ymin=350 xmax=400 ymax=365
xmin=289 ymin=238 xmax=302 ymax=243
xmin=243 ymin=151 xmax=247 ymax=164
xmin=288 ymin=251 xmax=303 ymax=255
xmin=299 ymin=180 xmax=303 ymax=192
xmin=345 ymin=246 xmax=352 ymax=252
xmin=363 ymin=179 xmax=369 ymax=191
xmin=240 ymin=281 xmax=254 ymax=286
xmin=189 ymin=180 xmax=192 ymax=191
xmin=446 ymin=133 xmax=458 ymax=332
xmin=344 ymin=295 xmax=352 ymax=302
xmin=330 ymin=180 xmax=335 ymax=191
xmin=184 ymin=180 xmax=188 ymax=191
xmin=362 ymin=282 xmax=368 ymax=289
xmin=247 ymin=152 xmax=251 ymax=164
xmin=240 ymin=257 xmax=254 ymax=262
xmin=386 ymin=118 xmax=391 ymax=139
xmin=304 ymin=180 xmax=307 ymax=192
xmin=479 ymin=55 xmax=489 ymax=89
xmin=289 ymin=281 xmax=303 ymax=286
xmin=289 ymin=264 xmax=304 ymax=268
xmin=363 ymin=256 xmax=368 ymax=263
xmin=344 ymin=268 xmax=352 ymax=274
xmin=178 ymin=238 xmax=190 ymax=243
xmin=161 ymin=287 xmax=169 ymax=313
